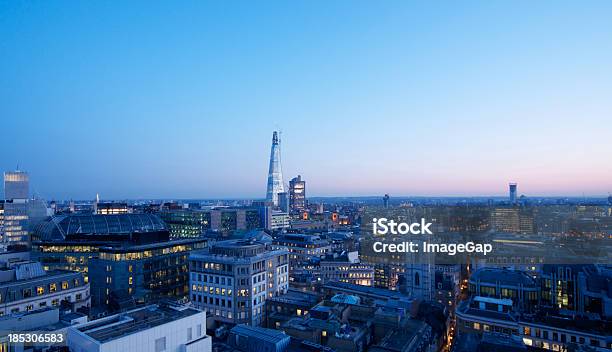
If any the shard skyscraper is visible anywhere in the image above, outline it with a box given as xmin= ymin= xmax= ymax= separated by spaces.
xmin=266 ymin=131 xmax=285 ymax=207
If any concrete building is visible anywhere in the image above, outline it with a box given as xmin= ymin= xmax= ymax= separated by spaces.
xmin=189 ymin=238 xmax=289 ymax=326
xmin=0 ymin=307 xmax=87 ymax=351
xmin=273 ymin=234 xmax=332 ymax=269
xmin=3 ymin=170 xmax=29 ymax=200
xmin=270 ymin=211 xmax=290 ymax=231
xmin=0 ymin=261 xmax=90 ymax=316
xmin=456 ymin=266 xmax=612 ymax=351
xmin=67 ymin=303 xmax=211 ymax=352
xmin=490 ymin=207 xmax=534 ymax=234
xmin=295 ymin=251 xmax=374 ymax=286
xmin=2 ymin=170 xmax=30 ymax=247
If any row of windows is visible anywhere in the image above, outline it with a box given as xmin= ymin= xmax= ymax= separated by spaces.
xmin=1 ymin=293 xmax=85 ymax=315
xmin=191 ymin=285 xmax=232 ymax=296
xmin=522 ymin=326 xmax=608 ymax=348
xmin=2 ymin=278 xmax=83 ymax=303
xmin=191 ymin=273 xmax=233 ymax=286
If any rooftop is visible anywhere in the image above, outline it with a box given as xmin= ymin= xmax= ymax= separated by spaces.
xmin=323 ymin=281 xmax=411 ymax=301
xmin=230 ymin=324 xmax=290 ymax=345
xmin=470 ymin=268 xmax=537 ymax=287
xmin=34 ymin=213 xmax=167 ymax=241
xmin=75 ymin=304 xmax=202 ymax=343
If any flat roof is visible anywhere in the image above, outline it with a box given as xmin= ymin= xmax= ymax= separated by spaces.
xmin=230 ymin=325 xmax=290 ymax=344
xmin=76 ymin=305 xmax=202 ymax=343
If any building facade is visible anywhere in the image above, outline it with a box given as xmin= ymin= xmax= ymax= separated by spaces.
xmin=289 ymin=175 xmax=306 ymax=214
xmin=67 ymin=303 xmax=211 ymax=352
xmin=265 ymin=131 xmax=285 ymax=207
xmin=0 ymin=261 xmax=90 ymax=316
xmin=189 ymin=239 xmax=289 ymax=326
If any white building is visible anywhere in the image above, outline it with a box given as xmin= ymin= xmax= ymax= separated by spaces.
xmin=68 ymin=304 xmax=211 ymax=352
xmin=270 ymin=211 xmax=290 ymax=230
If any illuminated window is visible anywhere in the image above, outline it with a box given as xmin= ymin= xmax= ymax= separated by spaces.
xmin=37 ymin=286 xmax=45 ymax=295
xmin=62 ymin=281 xmax=69 ymax=290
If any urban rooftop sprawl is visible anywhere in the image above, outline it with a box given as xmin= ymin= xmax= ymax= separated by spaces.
xmin=0 ymin=132 xmax=610 ymax=352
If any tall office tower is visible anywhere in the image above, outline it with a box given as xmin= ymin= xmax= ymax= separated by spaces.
xmin=288 ymin=175 xmax=306 ymax=214
xmin=383 ymin=194 xmax=390 ymax=208
xmin=3 ymin=170 xmax=30 ymax=246
xmin=509 ymin=183 xmax=517 ymax=204
xmin=4 ymin=170 xmax=29 ymax=200
xmin=277 ymin=192 xmax=289 ymax=213
xmin=265 ymin=131 xmax=285 ymax=207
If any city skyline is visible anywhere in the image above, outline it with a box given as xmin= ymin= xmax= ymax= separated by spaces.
xmin=2 ymin=1 xmax=611 ymax=199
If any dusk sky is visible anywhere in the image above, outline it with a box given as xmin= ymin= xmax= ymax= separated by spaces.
xmin=2 ymin=1 xmax=611 ymax=200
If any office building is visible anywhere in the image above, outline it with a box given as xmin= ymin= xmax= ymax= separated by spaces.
xmin=32 ymin=213 xmax=206 ymax=308
xmin=456 ymin=266 xmax=612 ymax=351
xmin=67 ymin=303 xmax=211 ymax=352
xmin=273 ymin=234 xmax=332 ymax=269
xmin=289 ymin=175 xmax=306 ymax=214
xmin=3 ymin=170 xmax=29 ymax=200
xmin=89 ymin=238 xmax=207 ymax=308
xmin=490 ymin=207 xmax=534 ymax=234
xmin=0 ymin=261 xmax=90 ymax=316
xmin=295 ymin=251 xmax=374 ymax=286
xmin=3 ymin=170 xmax=30 ymax=247
xmin=160 ymin=207 xmax=263 ymax=238
xmin=266 ymin=131 xmax=285 ymax=207
xmin=189 ymin=238 xmax=289 ymax=326
xmin=278 ymin=192 xmax=289 ymax=213
xmin=95 ymin=202 xmax=129 ymax=215
xmin=2 ymin=200 xmax=29 ymax=246
xmin=270 ymin=211 xmax=290 ymax=231
xmin=509 ymin=183 xmax=517 ymax=204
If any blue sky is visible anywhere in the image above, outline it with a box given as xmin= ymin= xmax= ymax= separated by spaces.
xmin=1 ymin=1 xmax=611 ymax=199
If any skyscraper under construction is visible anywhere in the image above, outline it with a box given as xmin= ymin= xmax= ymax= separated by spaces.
xmin=266 ymin=131 xmax=285 ymax=207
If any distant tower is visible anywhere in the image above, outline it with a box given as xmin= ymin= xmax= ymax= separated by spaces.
xmin=93 ymin=193 xmax=100 ymax=214
xmin=266 ymin=131 xmax=285 ymax=207
xmin=289 ymin=175 xmax=306 ymax=214
xmin=509 ymin=183 xmax=517 ymax=204
xmin=3 ymin=170 xmax=30 ymax=246
xmin=383 ymin=194 xmax=390 ymax=208
xmin=3 ymin=170 xmax=29 ymax=200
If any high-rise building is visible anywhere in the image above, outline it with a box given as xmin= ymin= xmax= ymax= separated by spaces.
xmin=3 ymin=170 xmax=30 ymax=246
xmin=4 ymin=170 xmax=29 ymax=200
xmin=509 ymin=183 xmax=517 ymax=204
xmin=265 ymin=131 xmax=285 ymax=207
xmin=383 ymin=194 xmax=390 ymax=208
xmin=278 ymin=192 xmax=289 ymax=213
xmin=288 ymin=175 xmax=306 ymax=214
